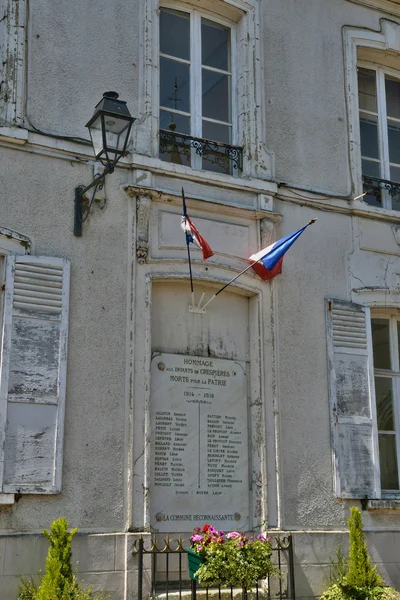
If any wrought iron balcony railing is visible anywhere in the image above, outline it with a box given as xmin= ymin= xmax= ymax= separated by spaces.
xmin=159 ymin=129 xmax=243 ymax=173
xmin=362 ymin=175 xmax=400 ymax=200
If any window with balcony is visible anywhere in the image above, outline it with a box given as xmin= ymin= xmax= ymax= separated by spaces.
xmin=158 ymin=7 xmax=242 ymax=175
xmin=358 ymin=66 xmax=400 ymax=209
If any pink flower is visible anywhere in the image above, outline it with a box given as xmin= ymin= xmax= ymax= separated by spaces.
xmin=226 ymin=532 xmax=241 ymax=539
xmin=257 ymin=534 xmax=266 ymax=541
xmin=191 ymin=534 xmax=204 ymax=542
xmin=237 ymin=541 xmax=244 ymax=547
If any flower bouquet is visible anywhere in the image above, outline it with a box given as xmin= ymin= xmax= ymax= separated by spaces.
xmin=187 ymin=524 xmax=279 ymax=590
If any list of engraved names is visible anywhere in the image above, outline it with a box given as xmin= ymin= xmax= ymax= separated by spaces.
xmin=150 ymin=353 xmax=249 ymax=532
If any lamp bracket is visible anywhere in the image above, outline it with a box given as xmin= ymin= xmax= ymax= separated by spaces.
xmin=73 ymin=164 xmax=114 ymax=236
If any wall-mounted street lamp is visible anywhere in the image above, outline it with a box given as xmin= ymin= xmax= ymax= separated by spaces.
xmin=74 ymin=91 xmax=136 ymax=236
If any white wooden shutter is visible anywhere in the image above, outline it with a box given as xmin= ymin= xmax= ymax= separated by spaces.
xmin=326 ymin=298 xmax=380 ymax=499
xmin=0 ymin=255 xmax=70 ymax=493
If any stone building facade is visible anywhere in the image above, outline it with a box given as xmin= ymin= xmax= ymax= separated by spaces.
xmin=1 ymin=0 xmax=400 ymax=599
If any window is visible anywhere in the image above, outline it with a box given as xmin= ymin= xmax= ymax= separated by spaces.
xmin=326 ymin=299 xmax=400 ymax=500
xmin=358 ymin=66 xmax=400 ymax=210
xmin=158 ymin=7 xmax=240 ymax=175
xmin=371 ymin=316 xmax=400 ymax=491
xmin=137 ymin=0 xmax=272 ymax=180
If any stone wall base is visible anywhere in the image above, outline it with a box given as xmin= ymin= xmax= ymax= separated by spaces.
xmin=1 ymin=530 xmax=399 ymax=600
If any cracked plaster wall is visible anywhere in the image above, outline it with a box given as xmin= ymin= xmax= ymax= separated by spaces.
xmin=24 ymin=0 xmax=139 ymax=138
xmin=0 ymin=148 xmax=130 ymax=533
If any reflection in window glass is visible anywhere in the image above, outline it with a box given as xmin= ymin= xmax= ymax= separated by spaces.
xmin=202 ymin=71 xmax=231 ymax=123
xmin=362 ymin=159 xmax=380 ymax=178
xmin=202 ymin=121 xmax=231 ymax=144
xmin=379 ymin=434 xmax=399 ymax=490
xmin=385 ymin=76 xmax=400 ymax=120
xmin=358 ymin=69 xmax=377 ymax=113
xmin=375 ymin=377 xmax=394 ymax=430
xmin=388 ymin=121 xmax=400 ymax=165
xmin=160 ymin=9 xmax=190 ymax=60
xmin=360 ymin=114 xmax=379 ymax=160
xmin=160 ymin=58 xmax=190 ymax=113
xmin=201 ymin=19 xmax=230 ymax=71
xmin=372 ymin=319 xmax=391 ymax=369
xmin=372 ymin=314 xmax=400 ymax=491
xmin=160 ymin=110 xmax=190 ymax=135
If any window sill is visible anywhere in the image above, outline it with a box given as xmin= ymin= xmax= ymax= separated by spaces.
xmin=0 ymin=126 xmax=277 ymax=196
xmin=130 ymin=152 xmax=278 ymax=196
xmin=352 ymin=198 xmax=400 ymax=224
xmin=366 ymin=499 xmax=400 ymax=511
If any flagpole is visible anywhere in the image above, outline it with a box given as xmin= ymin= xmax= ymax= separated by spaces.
xmin=201 ymin=218 xmax=317 ymax=310
xmin=182 ymin=188 xmax=195 ymax=308
xmin=201 ymin=263 xmax=255 ymax=310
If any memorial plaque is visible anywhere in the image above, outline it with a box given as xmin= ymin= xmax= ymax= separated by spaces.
xmin=150 ymin=352 xmax=249 ymax=532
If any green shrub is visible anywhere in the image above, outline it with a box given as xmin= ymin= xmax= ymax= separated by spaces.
xmin=36 ymin=517 xmax=77 ymax=600
xmin=17 ymin=518 xmax=109 ymax=600
xmin=346 ymin=507 xmax=383 ymax=589
xmin=320 ymin=507 xmax=400 ymax=600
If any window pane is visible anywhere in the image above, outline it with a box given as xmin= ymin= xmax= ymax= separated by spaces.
xmin=390 ymin=165 xmax=400 ymax=183
xmin=202 ymin=70 xmax=231 ymax=122
xmin=360 ymin=113 xmax=379 ymax=159
xmin=388 ymin=120 xmax=400 ymax=165
xmin=389 ymin=166 xmax=400 ymax=211
xmin=201 ymin=121 xmax=233 ymax=174
xmin=379 ymin=434 xmax=399 ymax=490
xmin=361 ymin=160 xmax=382 ymax=207
xmin=397 ymin=322 xmax=400 ymax=361
xmin=201 ymin=19 xmax=230 ymax=71
xmin=358 ymin=69 xmax=377 ymax=113
xmin=160 ymin=57 xmax=190 ymax=113
xmin=371 ymin=318 xmax=391 ymax=369
xmin=160 ymin=9 xmax=190 ymax=60
xmin=362 ymin=160 xmax=382 ymax=206
xmin=385 ymin=75 xmax=400 ymax=120
xmin=202 ymin=152 xmax=231 ymax=175
xmin=362 ymin=159 xmax=380 ymax=178
xmin=375 ymin=377 xmax=394 ymax=430
xmin=160 ymin=110 xmax=190 ymax=135
xmin=202 ymin=120 xmax=231 ymax=144
xmin=159 ymin=113 xmax=191 ymax=168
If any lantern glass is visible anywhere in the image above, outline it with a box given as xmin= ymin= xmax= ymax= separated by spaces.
xmin=102 ymin=115 xmax=132 ymax=163
xmin=86 ymin=92 xmax=135 ymax=167
xmin=87 ymin=114 xmax=104 ymax=159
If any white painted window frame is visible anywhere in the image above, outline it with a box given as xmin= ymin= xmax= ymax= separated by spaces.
xmin=0 ymin=0 xmax=26 ymax=126
xmin=159 ymin=5 xmax=237 ymax=171
xmin=135 ymin=0 xmax=273 ymax=181
xmin=358 ymin=61 xmax=400 ymax=209
xmin=344 ymin=20 xmax=400 ymax=201
xmin=372 ymin=311 xmax=400 ymax=495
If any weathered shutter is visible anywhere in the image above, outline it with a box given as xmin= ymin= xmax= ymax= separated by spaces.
xmin=0 ymin=255 xmax=70 ymax=493
xmin=326 ymin=298 xmax=380 ymax=499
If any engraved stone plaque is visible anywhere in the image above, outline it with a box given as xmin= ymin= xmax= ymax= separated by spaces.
xmin=150 ymin=352 xmax=249 ymax=532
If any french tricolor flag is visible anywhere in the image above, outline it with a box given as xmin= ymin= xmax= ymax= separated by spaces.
xmin=249 ymin=222 xmax=315 ymax=281
xmin=181 ymin=197 xmax=214 ymax=260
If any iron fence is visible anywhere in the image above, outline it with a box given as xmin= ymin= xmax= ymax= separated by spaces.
xmin=132 ymin=535 xmax=295 ymax=600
